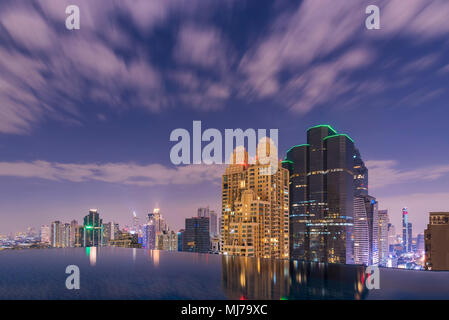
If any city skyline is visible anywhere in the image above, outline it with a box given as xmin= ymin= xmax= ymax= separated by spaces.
xmin=2 ymin=0 xmax=449 ymax=237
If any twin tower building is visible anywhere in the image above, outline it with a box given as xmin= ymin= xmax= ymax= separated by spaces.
xmin=221 ymin=124 xmax=380 ymax=265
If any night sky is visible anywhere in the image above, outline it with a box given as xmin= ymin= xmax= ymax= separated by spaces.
xmin=1 ymin=0 xmax=449 ymax=236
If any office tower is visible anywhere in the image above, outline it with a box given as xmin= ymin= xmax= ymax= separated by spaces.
xmin=183 ymin=217 xmax=210 ymax=253
xmin=148 ymin=208 xmax=167 ymax=234
xmin=131 ymin=211 xmax=141 ymax=236
xmin=378 ymin=210 xmax=389 ymax=266
xmin=142 ymin=223 xmax=156 ymax=249
xmin=112 ymin=222 xmax=120 ymax=240
xmin=40 ymin=225 xmax=50 ymax=244
xmin=353 ymin=197 xmax=369 ymax=265
xmin=417 ymin=233 xmax=425 ymax=254
xmin=61 ymin=223 xmax=71 ymax=247
xmin=198 ymin=207 xmax=210 ymax=218
xmin=83 ymin=209 xmax=103 ymax=247
xmin=50 ymin=221 xmax=62 ymax=247
xmin=70 ymin=220 xmax=78 ymax=247
xmin=103 ymin=222 xmax=112 ymax=245
xmin=353 ymin=148 xmax=368 ymax=196
xmin=221 ymin=143 xmax=289 ymax=259
xmin=364 ymin=196 xmax=379 ymax=265
xmin=388 ymin=223 xmax=396 ymax=252
xmin=425 ymin=212 xmax=449 ymax=270
xmin=197 ymin=207 xmax=218 ymax=237
xmin=282 ymin=125 xmax=354 ymax=263
xmin=156 ymin=230 xmax=178 ymax=251
xmin=177 ymin=229 xmax=184 ymax=252
xmin=402 ymin=208 xmax=412 ymax=253
xmin=74 ymin=225 xmax=83 ymax=247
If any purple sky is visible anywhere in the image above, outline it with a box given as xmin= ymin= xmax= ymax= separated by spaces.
xmin=1 ymin=0 xmax=449 ymax=236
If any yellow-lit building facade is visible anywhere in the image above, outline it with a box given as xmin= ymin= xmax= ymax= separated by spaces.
xmin=221 ymin=153 xmax=289 ymax=259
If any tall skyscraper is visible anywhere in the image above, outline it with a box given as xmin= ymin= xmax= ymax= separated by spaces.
xmin=425 ymin=212 xmax=449 ymax=271
xmin=40 ymin=225 xmax=50 ymax=244
xmin=402 ymin=208 xmax=412 ymax=253
xmin=387 ymin=223 xmax=396 ymax=252
xmin=282 ymin=125 xmax=354 ymax=263
xmin=353 ymin=197 xmax=369 ymax=265
xmin=221 ymin=144 xmax=289 ymax=259
xmin=50 ymin=221 xmax=62 ymax=247
xmin=70 ymin=220 xmax=78 ymax=247
xmin=148 ymin=208 xmax=167 ymax=234
xmin=417 ymin=233 xmax=425 ymax=254
xmin=142 ymin=223 xmax=156 ymax=249
xmin=103 ymin=222 xmax=112 ymax=245
xmin=183 ymin=217 xmax=210 ymax=253
xmin=378 ymin=210 xmax=389 ymax=266
xmin=61 ymin=223 xmax=71 ymax=247
xmin=83 ymin=209 xmax=103 ymax=247
xmin=353 ymin=148 xmax=368 ymax=196
xmin=197 ymin=207 xmax=218 ymax=237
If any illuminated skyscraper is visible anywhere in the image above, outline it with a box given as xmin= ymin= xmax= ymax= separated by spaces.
xmin=148 ymin=208 xmax=167 ymax=234
xmin=183 ymin=217 xmax=210 ymax=253
xmin=50 ymin=221 xmax=62 ymax=247
xmin=143 ymin=223 xmax=156 ymax=249
xmin=402 ymin=208 xmax=412 ymax=253
xmin=353 ymin=148 xmax=368 ymax=196
xmin=378 ymin=210 xmax=389 ymax=266
xmin=197 ymin=206 xmax=218 ymax=237
xmin=70 ymin=220 xmax=78 ymax=247
xmin=83 ymin=209 xmax=103 ymax=247
xmin=221 ymin=143 xmax=289 ymax=259
xmin=353 ymin=197 xmax=369 ymax=265
xmin=283 ymin=125 xmax=354 ymax=263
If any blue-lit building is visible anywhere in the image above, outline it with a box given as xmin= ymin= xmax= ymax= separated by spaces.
xmin=182 ymin=217 xmax=210 ymax=253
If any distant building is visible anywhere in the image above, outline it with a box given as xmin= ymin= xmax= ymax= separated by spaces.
xmin=103 ymin=222 xmax=112 ymax=245
xmin=417 ymin=233 xmax=425 ymax=254
xmin=353 ymin=197 xmax=369 ymax=265
xmin=142 ymin=223 xmax=156 ymax=249
xmin=70 ymin=220 xmax=78 ymax=247
xmin=177 ymin=229 xmax=184 ymax=252
xmin=83 ymin=209 xmax=103 ymax=247
xmin=387 ymin=223 xmax=396 ymax=252
xmin=40 ymin=225 xmax=50 ymax=244
xmin=148 ymin=208 xmax=167 ymax=234
xmin=156 ymin=230 xmax=178 ymax=251
xmin=378 ymin=210 xmax=389 ymax=266
xmin=183 ymin=217 xmax=210 ymax=253
xmin=425 ymin=212 xmax=449 ymax=271
xmin=402 ymin=208 xmax=412 ymax=253
xmin=198 ymin=207 xmax=219 ymax=237
xmin=50 ymin=221 xmax=62 ymax=247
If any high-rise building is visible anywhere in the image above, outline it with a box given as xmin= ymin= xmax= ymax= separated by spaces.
xmin=353 ymin=197 xmax=369 ymax=265
xmin=402 ymin=208 xmax=412 ymax=253
xmin=417 ymin=233 xmax=425 ymax=254
xmin=378 ymin=210 xmax=389 ymax=266
xmin=353 ymin=148 xmax=368 ymax=196
xmin=50 ymin=221 xmax=62 ymax=247
xmin=183 ymin=217 xmax=210 ymax=253
xmin=70 ymin=220 xmax=78 ymax=247
xmin=103 ymin=222 xmax=112 ymax=245
xmin=83 ymin=209 xmax=103 ymax=247
xmin=61 ymin=223 xmax=71 ymax=247
xmin=197 ymin=207 xmax=218 ymax=237
xmin=148 ymin=208 xmax=167 ymax=234
xmin=282 ymin=125 xmax=354 ymax=263
xmin=142 ymin=223 xmax=156 ymax=249
xmin=177 ymin=229 xmax=184 ymax=252
xmin=425 ymin=212 xmax=449 ymax=271
xmin=387 ymin=223 xmax=396 ymax=252
xmin=221 ymin=143 xmax=289 ymax=259
xmin=40 ymin=225 xmax=50 ymax=244
xmin=156 ymin=230 xmax=178 ymax=251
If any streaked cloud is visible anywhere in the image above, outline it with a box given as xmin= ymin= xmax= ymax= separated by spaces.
xmin=367 ymin=160 xmax=449 ymax=189
xmin=0 ymin=160 xmax=224 ymax=187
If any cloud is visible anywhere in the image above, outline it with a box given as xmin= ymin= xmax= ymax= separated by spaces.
xmin=366 ymin=160 xmax=449 ymax=189
xmin=0 ymin=160 xmax=224 ymax=187
xmin=238 ymin=0 xmax=449 ymax=112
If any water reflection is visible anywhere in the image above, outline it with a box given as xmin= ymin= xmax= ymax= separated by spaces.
xmin=222 ymin=256 xmax=367 ymax=300
xmin=88 ymin=246 xmax=97 ymax=266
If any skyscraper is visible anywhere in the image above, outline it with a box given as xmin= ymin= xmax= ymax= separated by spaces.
xmin=378 ymin=210 xmax=389 ymax=266
xmin=221 ymin=143 xmax=289 ymax=259
xmin=148 ymin=208 xmax=167 ymax=234
xmin=70 ymin=220 xmax=78 ymax=247
xmin=425 ymin=212 xmax=449 ymax=271
xmin=142 ymin=223 xmax=156 ymax=249
xmin=353 ymin=197 xmax=369 ymax=265
xmin=83 ymin=209 xmax=103 ymax=247
xmin=40 ymin=225 xmax=50 ymax=244
xmin=282 ymin=125 xmax=354 ymax=264
xmin=50 ymin=221 xmax=62 ymax=247
xmin=103 ymin=222 xmax=112 ymax=246
xmin=402 ymin=208 xmax=411 ymax=253
xmin=197 ymin=207 xmax=218 ymax=237
xmin=183 ymin=217 xmax=210 ymax=253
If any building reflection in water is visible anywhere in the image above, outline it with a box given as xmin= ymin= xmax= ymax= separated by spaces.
xmin=86 ymin=246 xmax=97 ymax=266
xmin=145 ymin=249 xmax=160 ymax=267
xmin=222 ymin=256 xmax=367 ymax=300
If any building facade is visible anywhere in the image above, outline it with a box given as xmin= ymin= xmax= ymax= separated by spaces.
xmin=183 ymin=217 xmax=210 ymax=253
xmin=282 ymin=125 xmax=354 ymax=264
xmin=83 ymin=209 xmax=103 ymax=247
xmin=221 ymin=146 xmax=289 ymax=259
xmin=425 ymin=212 xmax=449 ymax=271
xmin=378 ymin=210 xmax=389 ymax=266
